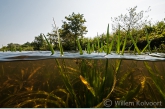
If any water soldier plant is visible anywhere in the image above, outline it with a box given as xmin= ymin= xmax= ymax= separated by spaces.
xmin=41 ymin=22 xmax=123 ymax=107
xmin=41 ymin=23 xmax=164 ymax=107
xmin=1 ymin=21 xmax=165 ymax=108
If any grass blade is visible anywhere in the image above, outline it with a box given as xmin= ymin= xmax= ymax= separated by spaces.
xmin=121 ymin=32 xmax=128 ymax=55
xmin=77 ymin=38 xmax=83 ymax=55
xmin=106 ymin=24 xmax=110 ymax=55
xmin=109 ymin=36 xmax=114 ymax=53
xmin=55 ymin=59 xmax=80 ymax=107
xmin=129 ymin=32 xmax=141 ymax=54
xmin=43 ymin=34 xmax=54 ymax=55
xmin=144 ymin=62 xmax=165 ymax=102
xmin=121 ymin=83 xmax=141 ymax=102
xmin=141 ymin=40 xmax=151 ymax=53
xmin=53 ymin=18 xmax=63 ymax=56
xmin=145 ymin=28 xmax=151 ymax=53
xmin=116 ymin=26 xmax=121 ymax=54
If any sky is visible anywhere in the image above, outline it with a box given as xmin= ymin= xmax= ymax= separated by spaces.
xmin=0 ymin=0 xmax=165 ymax=46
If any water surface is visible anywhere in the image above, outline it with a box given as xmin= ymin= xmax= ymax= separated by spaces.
xmin=0 ymin=51 xmax=165 ymax=61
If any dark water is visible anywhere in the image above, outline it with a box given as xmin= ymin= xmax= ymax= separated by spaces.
xmin=0 ymin=51 xmax=165 ymax=108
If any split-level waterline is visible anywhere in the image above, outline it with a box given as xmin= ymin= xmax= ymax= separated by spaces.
xmin=0 ymin=24 xmax=165 ymax=108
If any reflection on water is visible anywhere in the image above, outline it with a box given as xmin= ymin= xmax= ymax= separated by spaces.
xmin=0 ymin=52 xmax=165 ymax=107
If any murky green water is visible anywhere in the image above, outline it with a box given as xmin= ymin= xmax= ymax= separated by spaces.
xmin=0 ymin=51 xmax=165 ymax=107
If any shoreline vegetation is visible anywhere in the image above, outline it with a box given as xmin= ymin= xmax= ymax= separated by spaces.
xmin=0 ymin=6 xmax=165 ymax=53
xmin=0 ymin=6 xmax=165 ymax=108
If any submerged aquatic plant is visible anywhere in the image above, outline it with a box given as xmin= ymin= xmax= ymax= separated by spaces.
xmin=50 ymin=58 xmax=124 ymax=107
xmin=1 ymin=20 xmax=165 ymax=108
xmin=55 ymin=59 xmax=80 ymax=107
xmin=144 ymin=61 xmax=165 ymax=103
xmin=1 ymin=56 xmax=165 ymax=107
xmin=1 ymin=90 xmax=68 ymax=108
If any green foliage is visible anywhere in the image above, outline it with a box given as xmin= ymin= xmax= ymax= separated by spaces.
xmin=1 ymin=45 xmax=7 ymax=52
xmin=87 ymin=40 xmax=91 ymax=54
xmin=116 ymin=26 xmax=121 ymax=54
xmin=106 ymin=24 xmax=110 ymax=54
xmin=53 ymin=18 xmax=63 ymax=56
xmin=77 ymin=38 xmax=83 ymax=55
xmin=129 ymin=31 xmax=141 ymax=54
xmin=60 ymin=12 xmax=88 ymax=50
xmin=31 ymin=34 xmax=46 ymax=50
xmin=144 ymin=62 xmax=165 ymax=100
xmin=1 ymin=7 xmax=165 ymax=52
xmin=43 ymin=34 xmax=54 ymax=55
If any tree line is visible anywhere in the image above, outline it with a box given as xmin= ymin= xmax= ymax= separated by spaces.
xmin=1 ymin=6 xmax=165 ymax=52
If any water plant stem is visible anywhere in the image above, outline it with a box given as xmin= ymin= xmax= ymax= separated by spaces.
xmin=129 ymin=32 xmax=141 ymax=54
xmin=53 ymin=18 xmax=63 ymax=56
xmin=77 ymin=38 xmax=83 ymax=55
xmin=106 ymin=24 xmax=110 ymax=55
xmin=116 ymin=26 xmax=121 ymax=54
xmin=43 ymin=34 xmax=54 ymax=55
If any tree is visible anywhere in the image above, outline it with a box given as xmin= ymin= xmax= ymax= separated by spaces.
xmin=60 ymin=12 xmax=88 ymax=50
xmin=31 ymin=33 xmax=46 ymax=50
xmin=111 ymin=6 xmax=151 ymax=33
xmin=22 ymin=42 xmax=31 ymax=47
xmin=47 ymin=30 xmax=61 ymax=50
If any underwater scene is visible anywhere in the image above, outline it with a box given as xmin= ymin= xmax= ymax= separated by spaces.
xmin=0 ymin=51 xmax=165 ymax=108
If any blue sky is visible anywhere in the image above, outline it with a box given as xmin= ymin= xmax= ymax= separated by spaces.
xmin=0 ymin=0 xmax=165 ymax=46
